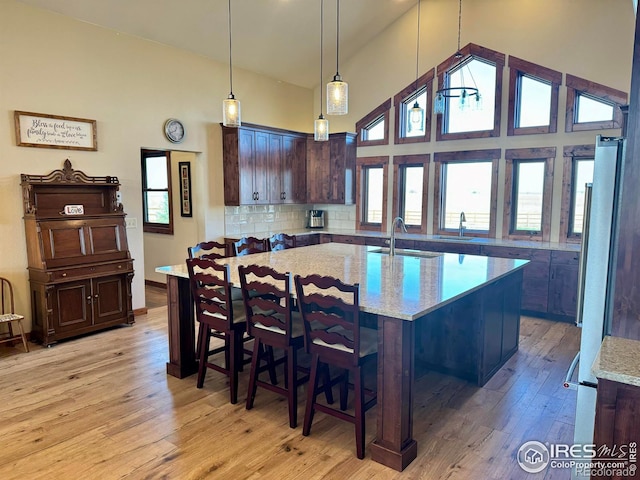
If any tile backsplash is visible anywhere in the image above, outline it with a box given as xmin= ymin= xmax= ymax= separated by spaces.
xmin=224 ymin=204 xmax=356 ymax=235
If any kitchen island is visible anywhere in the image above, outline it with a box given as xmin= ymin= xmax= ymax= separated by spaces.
xmin=156 ymin=243 xmax=527 ymax=471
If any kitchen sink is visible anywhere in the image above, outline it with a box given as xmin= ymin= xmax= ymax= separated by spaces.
xmin=433 ymin=235 xmax=476 ymax=241
xmin=369 ymin=247 xmax=442 ymax=259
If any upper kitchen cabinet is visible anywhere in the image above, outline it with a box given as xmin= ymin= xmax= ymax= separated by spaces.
xmin=222 ymin=124 xmax=306 ymax=206
xmin=306 ymin=132 xmax=356 ymax=204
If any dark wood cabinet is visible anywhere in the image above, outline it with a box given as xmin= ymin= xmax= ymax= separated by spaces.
xmin=222 ymin=124 xmax=307 ymax=206
xmin=306 ymin=132 xmax=356 ymax=204
xmin=593 ymin=378 xmax=640 ymax=480
xmin=21 ymin=160 xmax=134 ymax=346
xmin=548 ymin=250 xmax=579 ymax=318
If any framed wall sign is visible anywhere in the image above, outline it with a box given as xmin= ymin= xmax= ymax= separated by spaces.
xmin=14 ymin=111 xmax=98 ymax=151
xmin=179 ymin=162 xmax=192 ymax=217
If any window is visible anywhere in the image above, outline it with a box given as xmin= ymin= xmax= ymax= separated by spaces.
xmin=435 ymin=44 xmax=505 ymax=141
xmin=433 ymin=149 xmax=500 ymax=237
xmin=356 ymin=156 xmax=388 ymax=231
xmin=507 ymin=56 xmax=561 ymax=136
xmin=504 ymin=148 xmax=555 ymax=241
xmin=355 ymin=98 xmax=391 ymax=147
xmin=560 ymin=144 xmax=595 ymax=241
xmin=393 ymin=69 xmax=434 ymax=144
xmin=142 ymin=149 xmax=173 ymax=234
xmin=393 ymin=154 xmax=429 ymax=233
xmin=565 ymin=74 xmax=627 ymax=132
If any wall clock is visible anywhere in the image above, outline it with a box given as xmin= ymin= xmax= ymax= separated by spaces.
xmin=164 ymin=118 xmax=185 ymax=143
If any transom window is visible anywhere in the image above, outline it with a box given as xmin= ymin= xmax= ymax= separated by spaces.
xmin=356 ymin=98 xmax=391 ymax=147
xmin=435 ymin=44 xmax=505 ymax=142
xmin=445 ymin=58 xmax=496 ymax=134
xmin=142 ymin=149 xmax=173 ymax=234
xmin=565 ymin=74 xmax=627 ymax=132
xmin=433 ymin=148 xmax=500 ymax=237
xmin=507 ymin=56 xmax=561 ymax=136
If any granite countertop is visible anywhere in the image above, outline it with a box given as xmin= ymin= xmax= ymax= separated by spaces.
xmin=156 ymin=243 xmax=527 ymax=321
xmin=231 ymin=228 xmax=580 ymax=252
xmin=592 ymin=336 xmax=640 ymax=387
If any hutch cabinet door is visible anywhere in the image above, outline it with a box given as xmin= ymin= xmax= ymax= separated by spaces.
xmin=52 ymin=279 xmax=93 ymax=333
xmin=39 ymin=220 xmax=87 ymax=268
xmin=92 ymin=275 xmax=127 ymax=325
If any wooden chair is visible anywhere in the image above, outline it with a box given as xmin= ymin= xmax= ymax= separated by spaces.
xmin=294 ymin=274 xmax=377 ymax=459
xmin=239 ymin=264 xmax=307 ymax=428
xmin=269 ymin=233 xmax=296 ymax=252
xmin=234 ymin=236 xmax=268 ymax=256
xmin=186 ymin=257 xmax=248 ymax=404
xmin=188 ymin=240 xmax=229 ymax=260
xmin=0 ymin=277 xmax=29 ymax=353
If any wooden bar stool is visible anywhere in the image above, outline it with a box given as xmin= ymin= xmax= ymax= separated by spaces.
xmin=234 ymin=236 xmax=268 ymax=256
xmin=268 ymin=233 xmax=296 ymax=251
xmin=239 ymin=264 xmax=307 ymax=428
xmin=186 ymin=258 xmax=248 ymax=404
xmin=0 ymin=277 xmax=29 ymax=353
xmin=294 ymin=274 xmax=377 ymax=459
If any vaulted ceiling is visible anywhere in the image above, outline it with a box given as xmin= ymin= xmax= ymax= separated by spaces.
xmin=16 ymin=0 xmax=416 ymax=89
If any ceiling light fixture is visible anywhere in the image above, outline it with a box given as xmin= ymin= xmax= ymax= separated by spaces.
xmin=326 ymin=0 xmax=348 ymax=115
xmin=409 ymin=0 xmax=424 ymax=127
xmin=222 ymin=0 xmax=241 ymax=127
xmin=315 ymin=0 xmax=329 ymax=141
xmin=433 ymin=0 xmax=480 ymax=115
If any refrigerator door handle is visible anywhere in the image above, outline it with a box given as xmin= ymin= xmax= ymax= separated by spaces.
xmin=563 ymin=351 xmax=580 ymax=390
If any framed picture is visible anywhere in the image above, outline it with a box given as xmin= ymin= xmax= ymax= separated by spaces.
xmin=14 ymin=111 xmax=98 ymax=151
xmin=179 ymin=162 xmax=192 ymax=217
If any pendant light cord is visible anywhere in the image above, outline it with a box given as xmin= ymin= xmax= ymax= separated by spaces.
xmin=335 ymin=0 xmax=340 ymax=75
xmin=228 ymin=0 xmax=234 ymax=95
xmin=320 ymin=0 xmax=324 ymax=113
xmin=415 ymin=0 xmax=420 ymax=89
xmin=456 ymin=0 xmax=462 ymax=53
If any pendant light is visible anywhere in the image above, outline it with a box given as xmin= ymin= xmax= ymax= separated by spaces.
xmin=409 ymin=0 xmax=424 ymax=127
xmin=433 ymin=0 xmax=481 ymax=115
xmin=315 ymin=0 xmax=329 ymax=141
xmin=326 ymin=0 xmax=348 ymax=115
xmin=222 ymin=0 xmax=241 ymax=127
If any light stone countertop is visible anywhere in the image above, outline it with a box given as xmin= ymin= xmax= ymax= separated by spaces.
xmin=156 ymin=243 xmax=528 ymax=321
xmin=592 ymin=336 xmax=640 ymax=387
xmin=231 ymin=228 xmax=580 ymax=252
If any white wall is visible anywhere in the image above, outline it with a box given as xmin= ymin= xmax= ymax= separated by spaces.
xmin=0 ymin=0 xmax=313 ymax=329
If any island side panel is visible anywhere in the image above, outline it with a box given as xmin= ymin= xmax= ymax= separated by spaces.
xmin=166 ymin=274 xmax=197 ymax=378
xmin=370 ymin=314 xmax=418 ymax=471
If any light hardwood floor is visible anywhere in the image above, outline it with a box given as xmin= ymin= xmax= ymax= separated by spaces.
xmin=0 ymin=300 xmax=579 ymax=479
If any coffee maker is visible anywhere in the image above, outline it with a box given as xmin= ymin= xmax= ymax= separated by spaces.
xmin=307 ymin=210 xmax=325 ymax=228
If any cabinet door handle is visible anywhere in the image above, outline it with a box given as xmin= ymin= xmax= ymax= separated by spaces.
xmin=256 ymin=192 xmax=260 ymax=201
xmin=94 ymin=294 xmax=99 ymax=299
xmin=283 ymin=192 xmax=286 ymax=200
xmin=86 ymin=296 xmax=92 ymax=303
xmin=62 ymin=273 xmax=67 ymax=277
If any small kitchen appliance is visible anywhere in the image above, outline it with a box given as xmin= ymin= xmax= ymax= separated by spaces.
xmin=307 ymin=210 xmax=325 ymax=229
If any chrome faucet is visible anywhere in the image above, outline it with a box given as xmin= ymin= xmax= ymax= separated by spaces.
xmin=459 ymin=212 xmax=466 ymax=237
xmin=390 ymin=217 xmax=407 ymax=256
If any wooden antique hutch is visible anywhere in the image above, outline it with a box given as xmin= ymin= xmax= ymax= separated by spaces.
xmin=21 ymin=160 xmax=134 ymax=346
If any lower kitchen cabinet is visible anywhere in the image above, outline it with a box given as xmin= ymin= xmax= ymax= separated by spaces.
xmin=547 ymin=251 xmax=579 ymax=318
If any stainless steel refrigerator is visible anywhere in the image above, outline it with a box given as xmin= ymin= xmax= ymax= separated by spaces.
xmin=567 ymin=135 xmax=625 ymax=473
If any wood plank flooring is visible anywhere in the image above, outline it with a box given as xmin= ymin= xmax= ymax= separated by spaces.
xmin=0 ymin=302 xmax=579 ymax=480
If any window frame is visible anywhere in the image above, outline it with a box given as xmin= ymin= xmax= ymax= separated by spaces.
xmin=435 ymin=43 xmax=505 ymax=142
xmin=433 ymin=149 xmax=500 ymax=238
xmin=355 ymin=98 xmax=391 ymax=147
xmin=356 ymin=156 xmax=389 ymax=231
xmin=393 ymin=69 xmax=435 ymax=145
xmin=565 ymin=74 xmax=627 ymax=133
xmin=142 ymin=149 xmax=174 ymax=235
xmin=560 ymin=144 xmax=595 ymax=242
xmin=393 ymin=154 xmax=429 ymax=234
xmin=503 ymin=147 xmax=555 ymax=241
xmin=507 ymin=56 xmax=562 ymax=136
